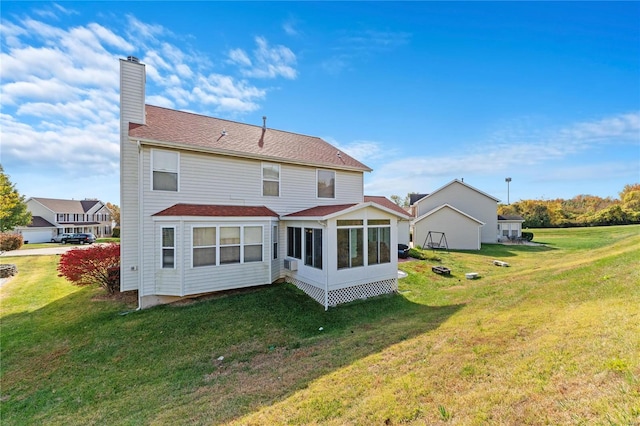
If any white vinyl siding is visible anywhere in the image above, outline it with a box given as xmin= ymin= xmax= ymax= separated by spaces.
xmin=119 ymin=59 xmax=145 ymax=292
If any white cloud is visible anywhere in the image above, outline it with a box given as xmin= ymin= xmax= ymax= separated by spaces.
xmin=230 ymin=36 xmax=298 ymax=80
xmin=228 ymin=48 xmax=252 ymax=67
xmin=1 ymin=10 xmax=300 ymax=201
xmin=363 ymin=112 xmax=640 ymax=198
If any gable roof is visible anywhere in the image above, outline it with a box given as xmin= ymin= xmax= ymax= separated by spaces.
xmin=412 ymin=203 xmax=485 ymax=225
xmin=498 ymin=214 xmax=525 ymax=221
xmin=284 ymin=201 xmax=411 ymax=221
xmin=364 ymin=195 xmax=412 ymax=218
xmin=283 ymin=204 xmax=358 ymax=218
xmin=26 ymin=216 xmax=57 ymax=228
xmin=129 ymin=105 xmax=372 ymax=172
xmin=414 ymin=179 xmax=500 ymax=205
xmin=30 ymin=197 xmax=102 ymax=214
xmin=409 ymin=193 xmax=429 ymax=206
xmin=153 ymin=204 xmax=279 ymax=217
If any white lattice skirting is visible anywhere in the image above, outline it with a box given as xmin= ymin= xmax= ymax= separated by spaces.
xmin=290 ymin=278 xmax=398 ymax=310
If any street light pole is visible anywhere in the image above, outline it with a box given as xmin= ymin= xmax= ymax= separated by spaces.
xmin=505 ymin=177 xmax=512 ymax=205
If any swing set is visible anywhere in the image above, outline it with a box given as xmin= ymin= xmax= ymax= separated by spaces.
xmin=422 ymin=231 xmax=449 ymax=252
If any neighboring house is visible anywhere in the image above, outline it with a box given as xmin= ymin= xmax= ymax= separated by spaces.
xmin=15 ymin=197 xmax=113 ymax=243
xmin=119 ymin=57 xmax=410 ymax=310
xmin=497 ymin=214 xmax=525 ymax=240
xmin=411 ymin=180 xmax=500 ymax=250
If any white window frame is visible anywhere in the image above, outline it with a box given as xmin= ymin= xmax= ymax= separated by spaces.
xmin=262 ymin=163 xmax=280 ymax=197
xmin=317 ymin=169 xmax=336 ymax=199
xmin=272 ymin=225 xmax=278 ymax=260
xmin=188 ymin=224 xmax=264 ymax=268
xmin=304 ymin=227 xmax=323 ymax=270
xmin=337 ymin=220 xmax=364 ymax=269
xmin=161 ymin=226 xmax=176 ymax=269
xmin=367 ymin=220 xmax=391 ymax=265
xmin=192 ymin=226 xmax=217 ymax=268
xmin=151 ymin=149 xmax=180 ymax=192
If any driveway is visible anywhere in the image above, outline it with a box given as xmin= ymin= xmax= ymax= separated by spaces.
xmin=0 ymin=244 xmax=103 ymax=257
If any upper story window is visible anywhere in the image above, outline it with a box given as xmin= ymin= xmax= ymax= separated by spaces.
xmin=262 ymin=163 xmax=280 ymax=197
xmin=152 ymin=149 xmax=179 ymax=192
xmin=317 ymin=170 xmax=335 ymax=199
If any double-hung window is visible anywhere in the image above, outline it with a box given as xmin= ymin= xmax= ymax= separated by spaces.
xmin=219 ymin=227 xmax=241 ymax=264
xmin=272 ymin=225 xmax=278 ymax=260
xmin=337 ymin=220 xmax=364 ymax=269
xmin=317 ymin=170 xmax=335 ymax=199
xmin=244 ymin=226 xmax=263 ymax=262
xmin=367 ymin=220 xmax=391 ymax=265
xmin=262 ymin=163 xmax=280 ymax=196
xmin=161 ymin=227 xmax=175 ymax=268
xmin=193 ymin=227 xmax=216 ymax=267
xmin=304 ymin=228 xmax=323 ymax=269
xmin=152 ymin=149 xmax=179 ymax=191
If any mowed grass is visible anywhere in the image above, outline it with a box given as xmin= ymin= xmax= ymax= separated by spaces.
xmin=1 ymin=225 xmax=639 ymax=425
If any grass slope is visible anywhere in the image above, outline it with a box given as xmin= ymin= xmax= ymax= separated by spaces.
xmin=1 ymin=225 xmax=638 ymax=425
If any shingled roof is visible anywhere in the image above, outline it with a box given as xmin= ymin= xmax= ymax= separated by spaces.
xmin=27 ymin=216 xmax=56 ymax=228
xmin=129 ymin=105 xmax=372 ymax=172
xmin=153 ymin=204 xmax=279 ymax=217
xmin=31 ymin=197 xmax=101 ymax=214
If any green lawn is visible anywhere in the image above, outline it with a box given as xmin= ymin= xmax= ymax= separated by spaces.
xmin=1 ymin=225 xmax=638 ymax=425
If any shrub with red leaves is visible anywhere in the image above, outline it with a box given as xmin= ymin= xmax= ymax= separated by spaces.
xmin=57 ymin=243 xmax=121 ymax=294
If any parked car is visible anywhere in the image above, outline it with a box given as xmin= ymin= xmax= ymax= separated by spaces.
xmin=51 ymin=233 xmax=73 ymax=243
xmin=62 ymin=233 xmax=96 ymax=245
xmin=398 ymin=243 xmax=410 ymax=259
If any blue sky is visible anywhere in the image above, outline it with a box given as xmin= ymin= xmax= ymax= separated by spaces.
xmin=1 ymin=1 xmax=639 ymax=206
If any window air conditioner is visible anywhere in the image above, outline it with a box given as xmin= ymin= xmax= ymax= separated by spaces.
xmin=284 ymin=259 xmax=298 ymax=271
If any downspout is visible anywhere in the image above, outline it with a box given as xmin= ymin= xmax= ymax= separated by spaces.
xmin=137 ymin=140 xmax=143 ymax=310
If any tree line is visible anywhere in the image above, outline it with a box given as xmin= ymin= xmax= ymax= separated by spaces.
xmin=498 ymin=184 xmax=640 ymax=228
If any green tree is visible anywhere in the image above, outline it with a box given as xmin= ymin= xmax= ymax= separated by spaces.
xmin=620 ymin=183 xmax=640 ymax=213
xmin=0 ymin=165 xmax=31 ymax=232
xmin=106 ymin=202 xmax=120 ymax=226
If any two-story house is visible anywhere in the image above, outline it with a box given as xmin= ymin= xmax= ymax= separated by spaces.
xmin=16 ymin=197 xmax=113 ymax=243
xmin=120 ymin=57 xmax=410 ymax=310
